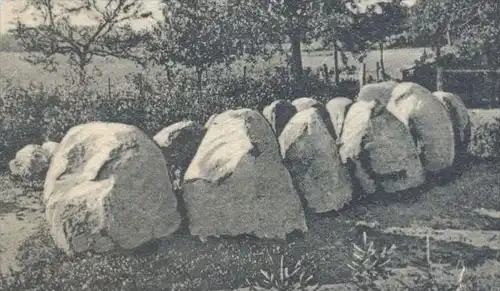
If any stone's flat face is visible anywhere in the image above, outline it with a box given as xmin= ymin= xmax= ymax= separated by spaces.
xmin=280 ymin=108 xmax=353 ymax=213
xmin=183 ymin=109 xmax=307 ymax=241
xmin=292 ymin=97 xmax=323 ymax=112
xmin=387 ymin=82 xmax=455 ymax=173
xmin=340 ymin=100 xmax=425 ymax=194
xmin=326 ymin=97 xmax=353 ymax=138
xmin=44 ymin=122 xmax=181 ymax=255
xmin=357 ymin=81 xmax=398 ymax=106
xmin=339 ymin=101 xmax=373 ymax=164
xmin=262 ymin=99 xmax=297 ymax=137
xmin=433 ymin=91 xmax=471 ymax=152
xmin=9 ymin=144 xmax=51 ymax=181
xmin=367 ymin=104 xmax=425 ymax=193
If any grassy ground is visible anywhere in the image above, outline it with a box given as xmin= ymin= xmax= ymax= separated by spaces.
xmin=1 ymin=157 xmax=500 ymax=290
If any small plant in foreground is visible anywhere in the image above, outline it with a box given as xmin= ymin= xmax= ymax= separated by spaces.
xmin=246 ymin=253 xmax=320 ymax=291
xmin=347 ymin=231 xmax=396 ymax=291
xmin=398 ymin=235 xmax=476 ymax=291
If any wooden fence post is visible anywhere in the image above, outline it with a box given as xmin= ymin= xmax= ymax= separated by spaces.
xmin=376 ymin=62 xmax=381 ymax=82
xmin=323 ymin=63 xmax=330 ymax=81
xmin=359 ymin=63 xmax=367 ymax=90
xmin=333 ymin=44 xmax=340 ymax=85
xmin=435 ymin=46 xmax=444 ymax=91
xmin=108 ymin=77 xmax=112 ymax=99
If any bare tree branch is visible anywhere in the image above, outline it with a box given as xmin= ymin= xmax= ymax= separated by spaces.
xmin=9 ymin=0 xmax=152 ymax=84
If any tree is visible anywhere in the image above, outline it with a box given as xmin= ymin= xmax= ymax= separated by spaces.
xmin=147 ymin=0 xmax=276 ymax=91
xmin=316 ymin=0 xmax=356 ymax=84
xmin=410 ymin=0 xmax=454 ymax=90
xmin=9 ymin=0 xmax=152 ymax=84
xmin=264 ymin=0 xmax=322 ymax=89
xmin=410 ymin=0 xmax=496 ymax=90
xmin=343 ymin=0 xmax=407 ymax=79
xmin=361 ymin=0 xmax=407 ymax=80
xmin=453 ymin=0 xmax=500 ymax=68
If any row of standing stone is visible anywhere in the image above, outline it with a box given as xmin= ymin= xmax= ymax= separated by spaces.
xmin=39 ymin=81 xmax=468 ymax=255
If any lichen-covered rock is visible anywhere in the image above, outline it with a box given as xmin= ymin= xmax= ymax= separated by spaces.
xmin=326 ymin=97 xmax=353 ymax=138
xmin=292 ymin=97 xmax=323 ymax=112
xmin=183 ymin=109 xmax=307 ymax=241
xmin=280 ymin=108 xmax=353 ymax=213
xmin=357 ymin=81 xmax=398 ymax=106
xmin=154 ymin=121 xmax=206 ymax=190
xmin=9 ymin=144 xmax=51 ymax=183
xmin=44 ymin=122 xmax=181 ymax=255
xmin=262 ymin=99 xmax=297 ymax=136
xmin=387 ymin=82 xmax=455 ymax=173
xmin=41 ymin=141 xmax=60 ymax=160
xmin=433 ymin=91 xmax=471 ymax=153
xmin=467 ymin=109 xmax=500 ymax=159
xmin=340 ymin=100 xmax=425 ymax=194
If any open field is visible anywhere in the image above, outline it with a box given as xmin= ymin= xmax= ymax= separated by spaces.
xmin=0 ymin=47 xmax=429 ymax=92
xmin=2 ymin=158 xmax=500 ymax=290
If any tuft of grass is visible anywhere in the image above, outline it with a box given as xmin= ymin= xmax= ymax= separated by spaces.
xmin=397 ymin=234 xmax=477 ymax=291
xmin=347 ymin=231 xmax=396 ymax=291
xmin=245 ymin=250 xmax=320 ymax=291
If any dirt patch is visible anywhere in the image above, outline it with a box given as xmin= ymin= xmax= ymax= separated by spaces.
xmin=0 ymin=176 xmax=45 ymax=276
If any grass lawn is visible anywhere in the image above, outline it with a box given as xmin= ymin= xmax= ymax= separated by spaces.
xmin=1 ymin=157 xmax=500 ymax=290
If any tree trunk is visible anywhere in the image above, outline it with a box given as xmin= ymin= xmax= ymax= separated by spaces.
xmin=435 ymin=45 xmax=444 ymax=91
xmin=78 ymin=65 xmax=87 ymax=85
xmin=290 ymin=33 xmax=304 ymax=94
xmin=376 ymin=62 xmax=381 ymax=82
xmin=196 ymin=68 xmax=203 ymax=93
xmin=333 ymin=43 xmax=340 ymax=85
xmin=446 ymin=23 xmax=452 ymax=47
xmin=359 ymin=62 xmax=367 ymax=90
xmin=379 ymin=41 xmax=385 ymax=80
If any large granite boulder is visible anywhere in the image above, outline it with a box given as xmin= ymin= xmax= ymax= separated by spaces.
xmin=357 ymin=81 xmax=398 ymax=106
xmin=326 ymin=97 xmax=353 ymax=138
xmin=292 ymin=97 xmax=323 ymax=112
xmin=433 ymin=91 xmax=471 ymax=153
xmin=153 ymin=121 xmax=206 ymax=190
xmin=340 ymin=100 xmax=425 ymax=194
xmin=292 ymin=97 xmax=336 ymax=139
xmin=44 ymin=122 xmax=181 ymax=255
xmin=9 ymin=144 xmax=51 ymax=183
xmin=262 ymin=99 xmax=297 ymax=136
xmin=183 ymin=109 xmax=307 ymax=241
xmin=387 ymin=82 xmax=455 ymax=173
xmin=280 ymin=108 xmax=353 ymax=213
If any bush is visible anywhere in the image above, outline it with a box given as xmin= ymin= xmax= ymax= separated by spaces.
xmin=467 ymin=110 xmax=500 ymax=159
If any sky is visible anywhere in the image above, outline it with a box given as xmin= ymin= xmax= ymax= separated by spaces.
xmin=0 ymin=0 xmax=164 ymax=34
xmin=0 ymin=0 xmax=416 ymax=34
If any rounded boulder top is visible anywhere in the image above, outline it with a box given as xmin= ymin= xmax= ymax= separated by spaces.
xmin=387 ymin=82 xmax=455 ymax=173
